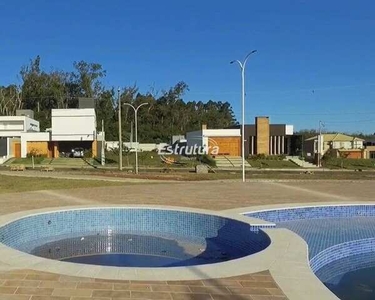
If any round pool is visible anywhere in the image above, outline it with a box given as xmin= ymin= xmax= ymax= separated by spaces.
xmin=0 ymin=208 xmax=270 ymax=268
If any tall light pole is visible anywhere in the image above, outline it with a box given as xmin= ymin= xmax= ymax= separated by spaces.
xmin=317 ymin=120 xmax=325 ymax=167
xmin=230 ymin=50 xmax=257 ymax=183
xmin=123 ymin=102 xmax=148 ymax=174
xmin=117 ymin=88 xmax=122 ymax=171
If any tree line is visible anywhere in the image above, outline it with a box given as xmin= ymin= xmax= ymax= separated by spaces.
xmin=0 ymin=56 xmax=237 ymax=142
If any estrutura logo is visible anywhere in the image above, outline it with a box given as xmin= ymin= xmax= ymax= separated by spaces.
xmin=158 ymin=137 xmax=219 ymax=165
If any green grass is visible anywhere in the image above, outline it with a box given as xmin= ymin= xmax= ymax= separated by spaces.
xmin=0 ymin=174 xmax=125 ymax=194
xmin=102 ymin=151 xmax=199 ymax=168
xmin=247 ymin=159 xmax=300 ymax=169
xmin=323 ymin=158 xmax=375 ymax=170
xmin=10 ymin=157 xmax=49 ymax=165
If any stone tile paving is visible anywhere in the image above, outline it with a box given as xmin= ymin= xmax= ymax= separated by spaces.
xmin=0 ymin=178 xmax=373 ymax=299
xmin=0 ymin=269 xmax=287 ymax=300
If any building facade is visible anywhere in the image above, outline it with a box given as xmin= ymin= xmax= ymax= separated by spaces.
xmin=304 ymin=133 xmax=365 ymax=159
xmin=0 ymin=115 xmax=40 ymax=160
xmin=0 ymin=108 xmax=100 ymax=159
xmin=185 ymin=117 xmax=295 ymax=157
xmin=229 ymin=117 xmax=295 ymax=156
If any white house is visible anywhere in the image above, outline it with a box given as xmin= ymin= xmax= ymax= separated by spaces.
xmin=0 ymin=115 xmax=40 ymax=161
xmin=0 ymin=116 xmax=40 ymax=137
xmin=0 ymin=108 xmax=99 ymax=159
xmin=186 ymin=125 xmax=241 ymax=156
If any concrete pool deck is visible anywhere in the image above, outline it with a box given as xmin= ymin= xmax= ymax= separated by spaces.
xmin=0 ymin=178 xmax=374 ymax=299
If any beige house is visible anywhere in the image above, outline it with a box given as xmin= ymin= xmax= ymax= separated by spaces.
xmin=304 ymin=133 xmax=365 ymax=159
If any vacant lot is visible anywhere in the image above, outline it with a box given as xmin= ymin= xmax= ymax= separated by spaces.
xmin=0 ymin=174 xmax=125 ymax=194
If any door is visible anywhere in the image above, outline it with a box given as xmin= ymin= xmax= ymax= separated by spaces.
xmin=13 ymin=142 xmax=21 ymax=158
xmin=208 ymin=137 xmax=241 ymax=156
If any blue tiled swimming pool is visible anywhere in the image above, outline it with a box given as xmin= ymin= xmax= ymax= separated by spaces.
xmin=245 ymin=205 xmax=375 ymax=300
xmin=0 ymin=208 xmax=271 ymax=267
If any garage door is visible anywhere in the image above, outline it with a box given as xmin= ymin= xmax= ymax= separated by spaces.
xmin=208 ymin=137 xmax=240 ymax=156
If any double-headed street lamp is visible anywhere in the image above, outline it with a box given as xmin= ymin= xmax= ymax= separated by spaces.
xmin=123 ymin=102 xmax=148 ymax=174
xmin=230 ymin=50 xmax=257 ymax=183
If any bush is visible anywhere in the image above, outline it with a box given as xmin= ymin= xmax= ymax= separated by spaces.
xmin=197 ymin=154 xmax=216 ymax=167
xmin=27 ymin=148 xmax=47 ymax=158
xmin=248 ymin=154 xmax=286 ymax=161
xmin=84 ymin=149 xmax=92 ymax=158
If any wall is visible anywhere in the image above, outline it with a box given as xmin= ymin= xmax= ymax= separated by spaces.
xmin=186 ymin=130 xmax=203 ymax=149
xmin=27 ymin=142 xmax=49 ymax=157
xmin=340 ymin=150 xmax=363 ymax=159
xmin=25 ymin=117 xmax=40 ymax=132
xmin=0 ymin=139 xmax=7 ymax=157
xmin=51 ymin=109 xmax=96 ymax=141
xmin=0 ymin=116 xmax=40 ymax=137
xmin=364 ymin=146 xmax=375 ymax=159
xmin=20 ymin=132 xmax=50 ymax=158
xmin=105 ymin=141 xmax=168 ymax=152
xmin=256 ymin=117 xmax=270 ymax=155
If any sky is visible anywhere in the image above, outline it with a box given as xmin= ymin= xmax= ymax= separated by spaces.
xmin=1 ymin=0 xmax=375 ymax=134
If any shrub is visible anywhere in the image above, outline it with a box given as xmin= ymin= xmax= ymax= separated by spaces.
xmin=197 ymin=154 xmax=216 ymax=167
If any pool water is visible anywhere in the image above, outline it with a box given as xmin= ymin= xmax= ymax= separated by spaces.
xmin=245 ymin=206 xmax=375 ymax=300
xmin=0 ymin=208 xmax=270 ymax=268
xmin=63 ymin=254 xmax=182 ymax=267
xmin=325 ymin=266 xmax=375 ymax=300
xmin=31 ymin=233 xmax=255 ymax=267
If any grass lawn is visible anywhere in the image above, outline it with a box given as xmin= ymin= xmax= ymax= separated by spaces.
xmin=323 ymin=158 xmax=375 ymax=170
xmin=247 ymin=159 xmax=300 ymax=168
xmin=0 ymin=175 xmax=125 ymax=194
xmin=10 ymin=157 xmax=49 ymax=165
xmin=102 ymin=151 xmax=199 ymax=168
xmin=73 ymin=168 xmax=375 ymax=181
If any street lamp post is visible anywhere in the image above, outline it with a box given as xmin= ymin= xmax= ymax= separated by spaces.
xmin=317 ymin=120 xmax=325 ymax=168
xmin=230 ymin=50 xmax=257 ymax=183
xmin=123 ymin=103 xmax=148 ymax=174
xmin=117 ymin=88 xmax=122 ymax=171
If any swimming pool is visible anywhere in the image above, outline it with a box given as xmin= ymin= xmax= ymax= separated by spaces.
xmin=0 ymin=207 xmax=271 ymax=268
xmin=245 ymin=204 xmax=375 ymax=300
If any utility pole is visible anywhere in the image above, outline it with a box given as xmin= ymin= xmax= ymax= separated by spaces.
xmin=130 ymin=121 xmax=133 ymax=150
xmin=101 ymin=119 xmax=105 ymax=166
xmin=230 ymin=50 xmax=257 ymax=183
xmin=118 ymin=88 xmax=122 ymax=171
xmin=317 ymin=120 xmax=325 ymax=167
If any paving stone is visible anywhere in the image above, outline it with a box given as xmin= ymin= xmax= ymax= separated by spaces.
xmin=228 ymin=288 xmax=271 ymax=296
xmin=115 ymin=283 xmax=152 ymax=291
xmin=16 ymin=287 xmax=53 ymax=296
xmin=25 ymin=274 xmax=60 ymax=281
xmin=151 ymin=285 xmax=191 ymax=292
xmin=240 ymin=281 xmax=278 ymax=288
xmin=39 ymin=281 xmax=78 ymax=289
xmin=0 ymin=295 xmax=32 ymax=300
xmin=52 ymin=288 xmax=93 ymax=297
xmin=77 ymin=282 xmax=113 ymax=290
xmin=168 ymin=281 xmax=204 ymax=286
xmin=131 ymin=291 xmax=172 ymax=299
xmin=189 ymin=286 xmax=230 ymax=294
xmin=171 ymin=293 xmax=213 ymax=300
xmin=0 ymin=286 xmax=18 ymax=294
xmin=202 ymin=279 xmax=242 ymax=287
xmin=3 ymin=280 xmax=40 ymax=287
xmin=92 ymin=290 xmax=131 ymax=298
xmin=30 ymin=296 xmax=70 ymax=300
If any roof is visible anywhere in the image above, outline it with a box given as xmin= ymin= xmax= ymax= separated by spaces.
xmin=305 ymin=133 xmax=365 ymax=142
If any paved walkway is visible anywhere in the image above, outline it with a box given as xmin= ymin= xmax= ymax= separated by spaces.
xmin=0 ymin=178 xmax=374 ymax=299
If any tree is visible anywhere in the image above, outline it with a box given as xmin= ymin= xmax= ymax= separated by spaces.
xmin=0 ymin=85 xmax=23 ymax=116
xmin=71 ymin=61 xmax=106 ymax=98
